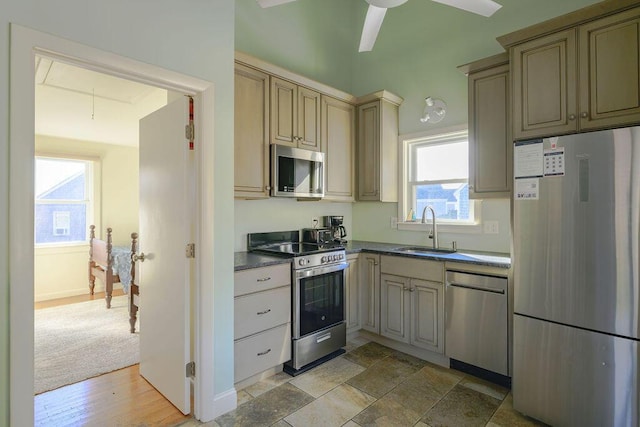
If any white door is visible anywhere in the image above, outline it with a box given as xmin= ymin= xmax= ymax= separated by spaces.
xmin=138 ymin=96 xmax=193 ymax=414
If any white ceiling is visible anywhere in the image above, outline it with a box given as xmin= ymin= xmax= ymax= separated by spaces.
xmin=35 ymin=57 xmax=168 ymax=147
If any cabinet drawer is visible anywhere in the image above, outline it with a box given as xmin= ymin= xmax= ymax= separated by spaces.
xmin=234 ymin=323 xmax=292 ymax=383
xmin=380 ymin=255 xmax=443 ymax=282
xmin=234 ymin=285 xmax=291 ymax=339
xmin=235 ymin=263 xmax=291 ymax=296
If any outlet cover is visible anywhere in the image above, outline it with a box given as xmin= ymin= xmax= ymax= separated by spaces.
xmin=484 ymin=221 xmax=499 ymax=234
xmin=390 ymin=217 xmax=398 ymax=228
xmin=312 ymin=217 xmax=319 ymax=227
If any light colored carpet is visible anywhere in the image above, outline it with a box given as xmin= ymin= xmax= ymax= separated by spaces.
xmin=34 ymin=295 xmax=139 ymax=394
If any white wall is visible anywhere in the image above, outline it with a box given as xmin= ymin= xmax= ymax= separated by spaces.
xmin=234 ymin=199 xmax=353 ymax=251
xmin=34 ymin=135 xmax=139 ymax=301
xmin=1 ymin=1 xmax=236 ymax=424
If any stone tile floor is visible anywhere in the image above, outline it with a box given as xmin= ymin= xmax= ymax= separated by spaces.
xmin=179 ymin=337 xmax=546 ymax=427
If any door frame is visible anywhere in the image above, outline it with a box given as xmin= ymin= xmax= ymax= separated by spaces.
xmin=9 ymin=24 xmax=219 ymax=424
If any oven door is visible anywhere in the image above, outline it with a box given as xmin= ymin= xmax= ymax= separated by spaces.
xmin=293 ymin=262 xmax=347 ymax=339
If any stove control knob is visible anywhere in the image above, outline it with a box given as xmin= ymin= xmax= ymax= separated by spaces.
xmin=298 ymin=258 xmax=306 ymax=266
xmin=321 ymin=256 xmax=327 ymax=263
xmin=339 ymin=254 xmax=344 ymax=260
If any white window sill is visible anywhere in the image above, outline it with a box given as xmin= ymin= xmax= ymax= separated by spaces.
xmin=396 ymin=221 xmax=482 ymax=234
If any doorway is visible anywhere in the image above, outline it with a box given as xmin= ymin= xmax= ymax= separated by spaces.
xmin=9 ymin=24 xmax=219 ymax=425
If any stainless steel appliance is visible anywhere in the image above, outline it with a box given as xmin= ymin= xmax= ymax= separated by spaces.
xmin=513 ymin=127 xmax=639 ymax=426
xmin=248 ymin=231 xmax=347 ymax=375
xmin=323 ymin=215 xmax=347 ymax=243
xmin=271 ymin=144 xmax=324 ymax=199
xmin=301 ymin=228 xmax=333 ymax=245
xmin=445 ymin=270 xmax=508 ymax=376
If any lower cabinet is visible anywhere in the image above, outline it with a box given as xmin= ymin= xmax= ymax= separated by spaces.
xmin=345 ymin=253 xmax=361 ymax=333
xmin=380 ymin=256 xmax=444 ymax=354
xmin=234 ymin=264 xmax=292 ymax=384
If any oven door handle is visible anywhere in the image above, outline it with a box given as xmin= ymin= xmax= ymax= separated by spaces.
xmin=295 ymin=262 xmax=348 ymax=279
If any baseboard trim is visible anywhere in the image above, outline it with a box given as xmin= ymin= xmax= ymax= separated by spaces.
xmin=210 ymin=387 xmax=237 ymax=419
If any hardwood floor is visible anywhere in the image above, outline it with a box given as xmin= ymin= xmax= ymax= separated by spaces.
xmin=35 ymin=292 xmax=191 ymax=426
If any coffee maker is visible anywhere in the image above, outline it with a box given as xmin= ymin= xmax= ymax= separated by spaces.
xmin=323 ymin=215 xmax=347 ymax=243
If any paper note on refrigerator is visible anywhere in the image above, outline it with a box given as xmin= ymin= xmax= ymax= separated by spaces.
xmin=544 ymin=148 xmax=565 ymax=176
xmin=514 ymin=140 xmax=544 ymax=179
xmin=515 ymin=178 xmax=539 ymax=200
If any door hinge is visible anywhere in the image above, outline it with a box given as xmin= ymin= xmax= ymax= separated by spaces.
xmin=186 ymin=243 xmax=195 ymax=259
xmin=185 ymin=122 xmax=195 ymax=141
xmin=186 ymin=361 xmax=195 ymax=378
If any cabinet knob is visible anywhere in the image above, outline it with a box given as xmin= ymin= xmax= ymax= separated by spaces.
xmin=266 ymin=185 xmax=271 ymax=191
xmin=581 ymin=112 xmax=588 ymax=119
xmin=569 ymin=114 xmax=576 ymax=121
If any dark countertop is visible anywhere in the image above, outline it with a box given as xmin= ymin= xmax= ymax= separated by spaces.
xmin=234 ymin=252 xmax=291 ymax=271
xmin=235 ymin=241 xmax=511 ymax=271
xmin=344 ymin=240 xmax=511 ymax=269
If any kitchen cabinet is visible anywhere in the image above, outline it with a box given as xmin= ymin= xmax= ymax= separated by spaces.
xmin=459 ymin=53 xmax=511 ymax=198
xmin=271 ymin=77 xmax=321 ymax=151
xmin=345 ymin=253 xmax=360 ymax=333
xmin=380 ymin=256 xmax=444 ymax=354
xmin=234 ymin=63 xmax=270 ymax=199
xmin=234 ymin=263 xmax=291 ymax=385
xmin=356 ymin=91 xmax=403 ymax=202
xmin=359 ymin=253 xmax=380 ymax=334
xmin=321 ymin=96 xmax=355 ymax=202
xmin=509 ymin=7 xmax=640 ymax=140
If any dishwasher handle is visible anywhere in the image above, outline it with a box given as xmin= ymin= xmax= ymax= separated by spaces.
xmin=448 ymin=282 xmax=505 ymax=294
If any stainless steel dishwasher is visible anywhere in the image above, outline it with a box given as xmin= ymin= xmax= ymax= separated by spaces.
xmin=445 ymin=270 xmax=508 ymax=376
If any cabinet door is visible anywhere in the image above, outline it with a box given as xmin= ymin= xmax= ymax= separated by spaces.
xmin=357 ymin=101 xmax=381 ymax=201
xmin=512 ymin=29 xmax=577 ymax=140
xmin=380 ymin=274 xmax=410 ymax=344
xmin=270 ymin=77 xmax=297 ymax=147
xmin=345 ymin=254 xmax=360 ymax=333
xmin=579 ymin=8 xmax=640 ymax=130
xmin=298 ymin=87 xmax=321 ymax=151
xmin=360 ymin=253 xmax=380 ymax=334
xmin=234 ymin=64 xmax=270 ymax=198
xmin=322 ymin=96 xmax=355 ymax=201
xmin=410 ymin=279 xmax=444 ymax=354
xmin=468 ymin=64 xmax=511 ymax=198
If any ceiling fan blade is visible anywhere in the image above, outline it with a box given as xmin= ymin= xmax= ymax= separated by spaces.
xmin=359 ymin=5 xmax=387 ymax=52
xmin=256 ymin=0 xmax=297 ymax=8
xmin=431 ymin=0 xmax=502 ymax=17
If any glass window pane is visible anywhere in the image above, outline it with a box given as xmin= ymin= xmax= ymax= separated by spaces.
xmin=35 ymin=158 xmax=86 ymax=200
xmin=35 ymin=203 xmax=88 ymax=244
xmin=415 ymin=141 xmax=468 ymax=181
xmin=415 ymin=183 xmax=470 ymax=221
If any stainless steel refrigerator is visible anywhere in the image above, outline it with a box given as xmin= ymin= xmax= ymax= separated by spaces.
xmin=513 ymin=126 xmax=639 ymax=426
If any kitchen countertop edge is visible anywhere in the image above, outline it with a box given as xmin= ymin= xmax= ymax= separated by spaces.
xmin=235 ymin=241 xmax=511 ymax=270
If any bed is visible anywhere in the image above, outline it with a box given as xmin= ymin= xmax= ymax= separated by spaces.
xmin=88 ymin=225 xmax=140 ymax=333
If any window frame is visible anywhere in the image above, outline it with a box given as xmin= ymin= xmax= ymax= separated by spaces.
xmin=397 ymin=125 xmax=482 ymax=233
xmin=34 ymin=153 xmax=101 ymax=247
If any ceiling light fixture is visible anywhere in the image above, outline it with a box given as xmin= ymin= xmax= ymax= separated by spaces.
xmin=420 ymin=96 xmax=446 ymax=124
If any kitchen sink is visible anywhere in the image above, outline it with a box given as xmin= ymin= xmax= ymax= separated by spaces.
xmin=394 ymin=246 xmax=457 ymax=255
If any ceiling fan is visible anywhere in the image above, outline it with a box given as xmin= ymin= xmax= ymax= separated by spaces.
xmin=256 ymin=0 xmax=502 ymax=52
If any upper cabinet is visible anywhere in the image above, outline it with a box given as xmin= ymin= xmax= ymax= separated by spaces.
xmin=271 ymin=77 xmax=321 ymax=151
xmin=504 ymin=4 xmax=640 ymax=140
xmin=460 ymin=53 xmax=512 ymax=198
xmin=234 ymin=63 xmax=270 ymax=199
xmin=321 ymin=96 xmax=355 ymax=202
xmin=356 ymin=91 xmax=403 ymax=202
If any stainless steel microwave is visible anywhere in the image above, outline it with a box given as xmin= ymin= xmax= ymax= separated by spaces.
xmin=271 ymin=144 xmax=324 ymax=198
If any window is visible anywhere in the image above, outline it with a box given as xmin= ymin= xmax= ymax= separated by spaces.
xmin=399 ymin=128 xmax=478 ymax=228
xmin=35 ymin=157 xmax=96 ymax=245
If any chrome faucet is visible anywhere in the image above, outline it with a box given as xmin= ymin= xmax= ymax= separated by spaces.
xmin=421 ymin=206 xmax=439 ymax=249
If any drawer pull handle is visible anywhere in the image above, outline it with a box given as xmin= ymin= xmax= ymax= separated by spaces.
xmin=257 ymin=277 xmax=271 ymax=282
xmin=257 ymin=349 xmax=271 ymax=356
xmin=257 ymin=309 xmax=271 ymax=315
xmin=316 ymin=333 xmax=331 ymax=343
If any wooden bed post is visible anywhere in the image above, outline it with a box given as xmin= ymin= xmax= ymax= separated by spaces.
xmin=129 ymin=232 xmax=140 ymax=333
xmin=104 ymin=227 xmax=114 ymax=308
xmin=88 ymin=225 xmax=96 ymax=295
